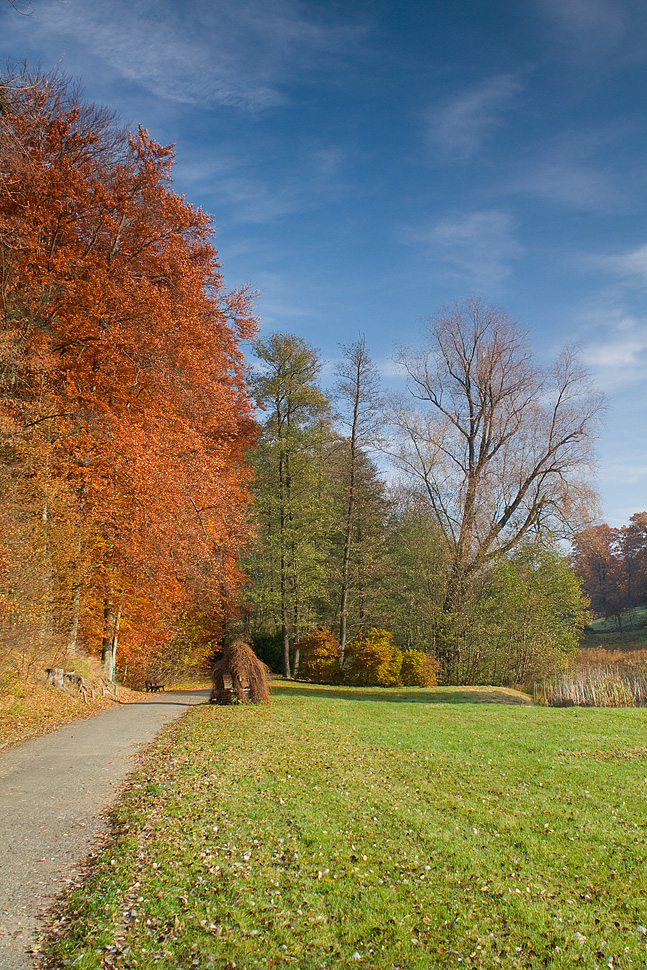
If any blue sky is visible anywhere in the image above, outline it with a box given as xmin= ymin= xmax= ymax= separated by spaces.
xmin=2 ymin=0 xmax=646 ymax=526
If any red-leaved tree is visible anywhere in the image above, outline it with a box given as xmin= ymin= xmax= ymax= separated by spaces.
xmin=0 ymin=66 xmax=257 ymax=682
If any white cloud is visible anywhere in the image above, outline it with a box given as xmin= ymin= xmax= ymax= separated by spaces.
xmin=427 ymin=74 xmax=523 ymax=159
xmin=601 ymin=244 xmax=647 ymax=283
xmin=509 ymin=127 xmax=619 ymax=210
xmin=534 ymin=0 xmax=647 ymax=64
xmin=19 ymin=0 xmax=361 ymax=111
xmin=580 ymin=310 xmax=647 ymax=389
xmin=584 ymin=334 xmax=646 ymax=369
xmin=539 ymin=0 xmax=626 ymax=43
xmin=515 ymin=158 xmax=613 ymax=209
xmin=404 ymin=210 xmax=523 ymax=289
xmin=174 ymin=138 xmax=352 ymax=224
xmin=176 ymin=155 xmax=303 ymax=223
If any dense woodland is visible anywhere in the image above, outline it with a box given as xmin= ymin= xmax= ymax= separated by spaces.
xmin=2 ymin=67 xmax=636 ymax=694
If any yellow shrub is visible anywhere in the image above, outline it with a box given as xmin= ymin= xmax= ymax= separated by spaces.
xmin=344 ymin=628 xmax=402 ymax=687
xmin=295 ymin=627 xmax=340 ymax=683
xmin=400 ymin=649 xmax=440 ymax=687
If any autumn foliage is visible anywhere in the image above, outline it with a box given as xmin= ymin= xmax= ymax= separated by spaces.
xmin=344 ymin=627 xmax=402 ymax=686
xmin=572 ymin=514 xmax=647 ymax=625
xmin=0 ymin=66 xmax=257 ymax=684
xmin=294 ymin=627 xmax=341 ymax=683
xmin=400 ymin=649 xmax=440 ymax=687
xmin=294 ymin=626 xmax=440 ymax=688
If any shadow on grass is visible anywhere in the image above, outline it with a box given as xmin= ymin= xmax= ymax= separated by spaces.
xmin=271 ymin=683 xmax=533 ymax=706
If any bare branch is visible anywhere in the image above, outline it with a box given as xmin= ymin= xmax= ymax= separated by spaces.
xmin=389 ymin=297 xmax=604 ymax=605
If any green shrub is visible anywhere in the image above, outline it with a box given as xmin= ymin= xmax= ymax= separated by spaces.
xmin=295 ymin=627 xmax=340 ymax=683
xmin=400 ymin=649 xmax=440 ymax=686
xmin=344 ymin=628 xmax=402 ymax=687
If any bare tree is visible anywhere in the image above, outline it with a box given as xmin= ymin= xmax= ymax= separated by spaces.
xmin=391 ymin=298 xmax=604 ymax=613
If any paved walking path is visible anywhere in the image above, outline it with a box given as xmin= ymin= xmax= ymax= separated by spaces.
xmin=0 ymin=689 xmax=210 ymax=970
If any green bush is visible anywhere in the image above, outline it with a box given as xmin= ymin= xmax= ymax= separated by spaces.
xmin=400 ymin=649 xmax=440 ymax=686
xmin=344 ymin=628 xmax=402 ymax=687
xmin=295 ymin=627 xmax=340 ymax=683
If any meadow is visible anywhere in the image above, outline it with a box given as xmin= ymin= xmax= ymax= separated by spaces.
xmin=45 ymin=683 xmax=647 ymax=970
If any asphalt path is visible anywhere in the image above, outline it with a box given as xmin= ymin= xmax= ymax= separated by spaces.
xmin=0 ymin=689 xmax=210 ymax=970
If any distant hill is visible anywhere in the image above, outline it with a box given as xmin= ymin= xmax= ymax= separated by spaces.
xmin=582 ymin=604 xmax=647 ymax=651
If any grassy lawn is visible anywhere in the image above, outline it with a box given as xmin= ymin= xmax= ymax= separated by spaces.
xmin=45 ymin=683 xmax=647 ymax=970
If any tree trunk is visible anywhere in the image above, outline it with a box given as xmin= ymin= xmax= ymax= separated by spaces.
xmin=101 ymin=598 xmax=115 ymax=679
xmin=338 ymin=352 xmax=362 ymax=665
xmin=39 ymin=496 xmax=55 ymax=652
xmin=109 ymin=606 xmax=121 ymax=683
xmin=281 ymin=619 xmax=291 ymax=680
xmin=66 ymin=581 xmax=81 ymax=657
xmin=278 ymin=439 xmax=292 ymax=678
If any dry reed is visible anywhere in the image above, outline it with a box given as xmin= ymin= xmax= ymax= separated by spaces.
xmin=536 ymin=663 xmax=647 ymax=707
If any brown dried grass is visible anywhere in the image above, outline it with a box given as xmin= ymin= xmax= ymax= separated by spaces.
xmin=577 ymin=647 xmax=647 ymax=670
xmin=537 ymin=648 xmax=647 ymax=707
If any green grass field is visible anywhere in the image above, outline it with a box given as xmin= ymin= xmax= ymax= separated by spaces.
xmin=46 ymin=683 xmax=647 ymax=970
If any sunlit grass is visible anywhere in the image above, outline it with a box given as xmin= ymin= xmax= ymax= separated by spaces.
xmin=46 ymin=683 xmax=647 ymax=970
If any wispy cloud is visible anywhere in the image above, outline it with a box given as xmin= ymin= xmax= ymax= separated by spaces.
xmin=599 ymin=244 xmax=647 ymax=284
xmin=534 ymin=0 xmax=647 ymax=62
xmin=515 ymin=158 xmax=613 ymax=210
xmin=403 ymin=210 xmax=523 ymax=289
xmin=426 ymin=74 xmax=523 ymax=159
xmin=174 ymin=139 xmax=352 ymax=224
xmin=509 ymin=128 xmax=619 ymax=210
xmin=580 ymin=309 xmax=647 ymax=389
xmin=24 ymin=0 xmax=362 ymax=111
xmin=539 ymin=0 xmax=626 ymax=44
xmin=175 ymin=154 xmax=305 ymax=223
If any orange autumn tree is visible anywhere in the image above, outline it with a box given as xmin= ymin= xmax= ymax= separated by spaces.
xmin=0 ymin=65 xmax=257 ymax=682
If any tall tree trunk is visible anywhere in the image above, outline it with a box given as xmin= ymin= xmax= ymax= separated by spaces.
xmin=339 ymin=383 xmax=359 ymax=664
xmin=278 ymin=441 xmax=292 ymax=678
xmin=339 ymin=493 xmax=353 ymax=665
xmin=292 ymin=594 xmax=301 ymax=678
xmin=66 ymin=581 xmax=81 ymax=657
xmin=280 ymin=535 xmax=291 ymax=678
xmin=336 ymin=336 xmax=380 ymax=665
xmin=109 ymin=606 xmax=121 ymax=683
xmin=281 ymin=618 xmax=291 ymax=679
xmin=101 ymin=598 xmax=115 ymax=679
xmin=39 ymin=495 xmax=55 ymax=653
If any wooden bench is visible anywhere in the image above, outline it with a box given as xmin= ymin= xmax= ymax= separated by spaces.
xmin=145 ymin=679 xmax=165 ymax=693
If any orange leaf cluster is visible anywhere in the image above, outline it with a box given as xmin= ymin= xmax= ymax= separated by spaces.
xmin=0 ymin=67 xmax=258 ymax=680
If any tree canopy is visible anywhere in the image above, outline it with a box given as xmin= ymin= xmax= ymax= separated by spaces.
xmin=0 ymin=66 xmax=258 ymax=683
